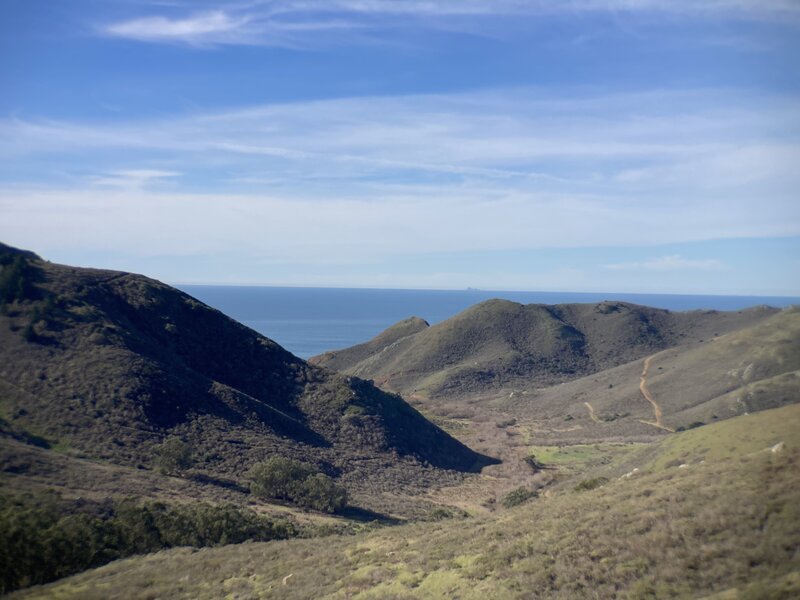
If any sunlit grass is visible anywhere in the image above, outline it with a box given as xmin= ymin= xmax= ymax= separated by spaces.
xmin=13 ymin=404 xmax=800 ymax=599
xmin=527 ymin=442 xmax=644 ymax=473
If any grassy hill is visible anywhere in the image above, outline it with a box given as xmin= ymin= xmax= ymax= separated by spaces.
xmin=12 ymin=404 xmax=800 ymax=599
xmin=311 ymin=299 xmax=778 ymax=400
xmin=492 ymin=306 xmax=800 ymax=442
xmin=0 ymin=243 xmax=493 ymax=518
xmin=4 ymin=242 xmax=798 ymax=598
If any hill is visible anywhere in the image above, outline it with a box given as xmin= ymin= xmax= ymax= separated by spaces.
xmin=310 ymin=299 xmax=778 ymax=400
xmin=498 ymin=306 xmax=800 ymax=440
xmin=0 ymin=243 xmax=492 ymax=517
xmin=13 ymin=403 xmax=800 ymax=599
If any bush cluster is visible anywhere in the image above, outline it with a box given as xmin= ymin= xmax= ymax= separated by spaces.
xmin=154 ymin=437 xmax=194 ymax=475
xmin=0 ymin=491 xmax=297 ymax=595
xmin=0 ymin=254 xmax=33 ymax=305
xmin=248 ymin=457 xmax=347 ymax=513
xmin=573 ymin=476 xmax=610 ymax=492
xmin=501 ymin=486 xmax=538 ymax=508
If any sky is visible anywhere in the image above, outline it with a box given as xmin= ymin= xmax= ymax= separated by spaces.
xmin=1 ymin=0 xmax=799 ymax=296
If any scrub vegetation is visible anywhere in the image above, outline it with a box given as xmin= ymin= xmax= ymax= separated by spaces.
xmin=2 ymin=243 xmax=799 ymax=598
xmin=248 ymin=457 xmax=348 ymax=513
xmin=11 ymin=405 xmax=800 ymax=599
xmin=0 ymin=490 xmax=298 ymax=595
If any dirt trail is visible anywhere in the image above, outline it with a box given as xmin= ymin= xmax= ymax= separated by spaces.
xmin=639 ymin=354 xmax=674 ymax=433
xmin=584 ymin=402 xmax=600 ymax=423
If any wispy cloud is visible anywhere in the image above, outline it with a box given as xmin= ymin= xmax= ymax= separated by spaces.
xmin=2 ymin=88 xmax=798 ymax=193
xmin=0 ymin=190 xmax=791 ymax=263
xmin=99 ymin=1 xmax=800 ymax=47
xmin=1 ymin=88 xmax=798 ymax=271
xmin=88 ymin=169 xmax=180 ymax=189
xmin=103 ymin=11 xmax=248 ymax=45
xmin=603 ymin=255 xmax=725 ymax=271
xmin=100 ymin=6 xmax=364 ymax=47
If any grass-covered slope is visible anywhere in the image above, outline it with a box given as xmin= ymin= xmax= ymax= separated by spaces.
xmin=0 ymin=243 xmax=492 ymax=509
xmin=311 ymin=299 xmax=777 ymax=399
xmin=14 ymin=404 xmax=800 ymax=599
xmin=314 ymin=316 xmax=430 ymax=372
xmin=498 ymin=306 xmax=800 ymax=440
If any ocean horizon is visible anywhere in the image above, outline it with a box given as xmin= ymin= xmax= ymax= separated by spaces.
xmin=177 ymin=285 xmax=800 ymax=360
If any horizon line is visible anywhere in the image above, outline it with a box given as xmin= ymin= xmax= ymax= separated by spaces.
xmin=171 ymin=282 xmax=800 ymax=301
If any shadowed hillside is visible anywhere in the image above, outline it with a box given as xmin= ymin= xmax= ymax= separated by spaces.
xmin=0 ymin=243 xmax=494 ymax=514
xmin=311 ymin=298 xmax=778 ymax=399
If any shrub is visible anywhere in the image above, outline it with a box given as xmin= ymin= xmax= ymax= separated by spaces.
xmin=0 ymin=491 xmax=298 ymax=595
xmin=424 ymin=506 xmax=469 ymax=521
xmin=296 ymin=474 xmax=348 ymax=513
xmin=248 ymin=457 xmax=315 ymax=501
xmin=524 ymin=455 xmax=545 ymax=471
xmin=154 ymin=437 xmax=193 ymax=475
xmin=573 ymin=476 xmax=609 ymax=492
xmin=502 ymin=487 xmax=537 ymax=508
xmin=0 ymin=255 xmax=33 ymax=304
xmin=676 ymin=421 xmax=705 ymax=432
xmin=248 ymin=457 xmax=347 ymax=513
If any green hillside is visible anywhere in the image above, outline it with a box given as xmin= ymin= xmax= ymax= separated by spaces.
xmin=311 ymin=299 xmax=778 ymax=400
xmin=13 ymin=404 xmax=800 ymax=599
xmin=495 ymin=306 xmax=800 ymax=442
xmin=3 ymin=242 xmax=798 ymax=599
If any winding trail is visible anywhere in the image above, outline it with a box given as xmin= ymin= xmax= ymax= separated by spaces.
xmin=638 ymin=354 xmax=674 ymax=433
xmin=584 ymin=401 xmax=600 ymax=423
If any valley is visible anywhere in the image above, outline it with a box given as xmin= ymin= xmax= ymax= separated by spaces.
xmin=1 ymin=242 xmax=799 ymax=598
xmin=3 ymin=2 xmax=797 ymax=597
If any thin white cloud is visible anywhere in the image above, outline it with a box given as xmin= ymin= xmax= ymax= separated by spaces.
xmin=603 ymin=255 xmax=726 ymax=271
xmin=88 ymin=169 xmax=180 ymax=189
xmin=0 ymin=189 xmax=795 ymax=262
xmin=104 ymin=11 xmax=246 ymax=44
xmin=101 ymin=8 xmax=364 ymax=47
xmin=2 ymin=88 xmax=798 ymax=192
xmin=1 ymin=88 xmax=798 ymax=275
xmin=153 ymin=0 xmax=800 ymax=19
xmin=99 ymin=1 xmax=800 ymax=47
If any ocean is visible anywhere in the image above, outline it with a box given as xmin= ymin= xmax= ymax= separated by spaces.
xmin=177 ymin=286 xmax=800 ymax=359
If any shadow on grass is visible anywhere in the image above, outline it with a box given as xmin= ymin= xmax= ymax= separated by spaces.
xmin=338 ymin=505 xmax=403 ymax=525
xmin=188 ymin=472 xmax=250 ymax=494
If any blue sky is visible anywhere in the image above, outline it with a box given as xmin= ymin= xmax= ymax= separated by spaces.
xmin=1 ymin=1 xmax=799 ymax=295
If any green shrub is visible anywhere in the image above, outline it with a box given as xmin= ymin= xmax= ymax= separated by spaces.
xmin=676 ymin=421 xmax=705 ymax=432
xmin=0 ymin=255 xmax=33 ymax=304
xmin=426 ymin=506 xmax=468 ymax=521
xmin=248 ymin=457 xmax=315 ymax=500
xmin=154 ymin=437 xmax=193 ymax=475
xmin=0 ymin=491 xmax=297 ymax=595
xmin=502 ymin=487 xmax=538 ymax=508
xmin=248 ymin=457 xmax=347 ymax=513
xmin=524 ymin=455 xmax=545 ymax=471
xmin=296 ymin=474 xmax=348 ymax=513
xmin=573 ymin=476 xmax=610 ymax=492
